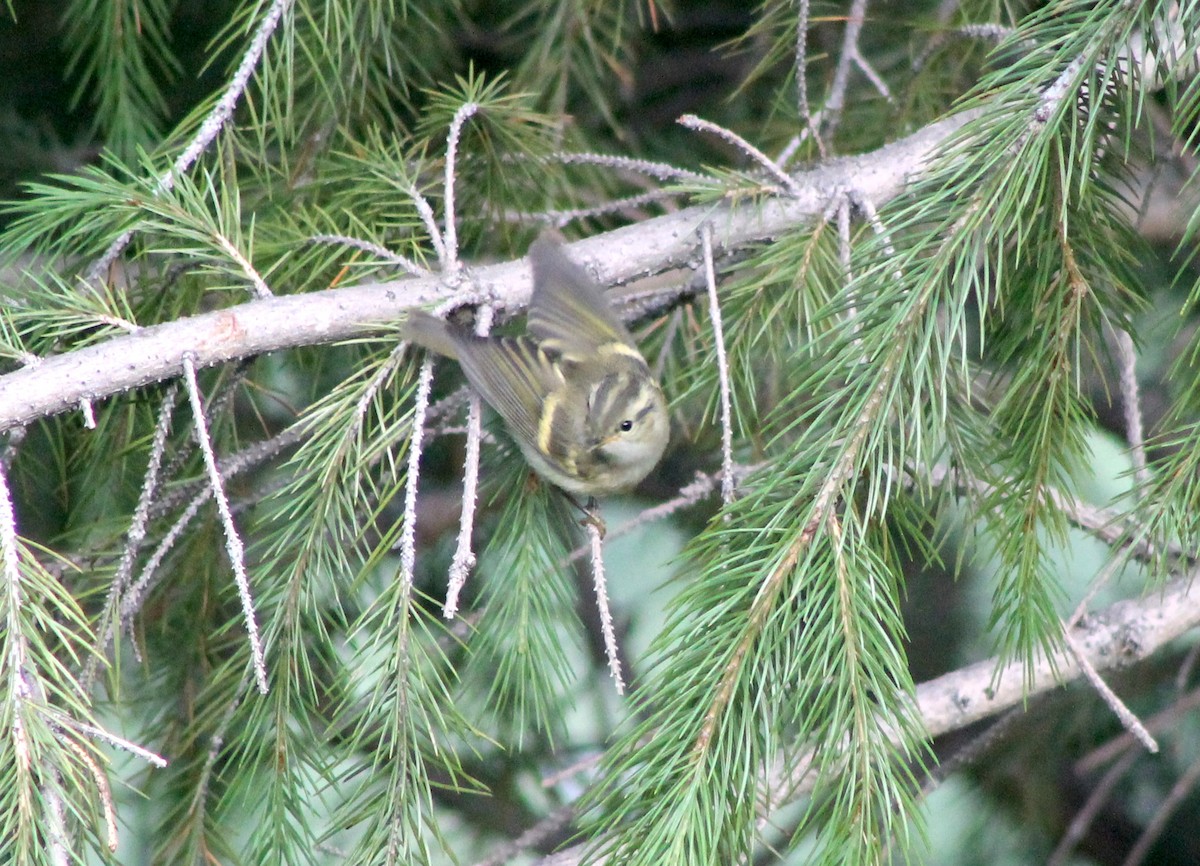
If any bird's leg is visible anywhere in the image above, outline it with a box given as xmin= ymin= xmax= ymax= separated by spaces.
xmin=562 ymin=492 xmax=607 ymax=538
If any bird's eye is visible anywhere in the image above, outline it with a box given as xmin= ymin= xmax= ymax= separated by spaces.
xmin=619 ymin=419 xmax=634 ymax=433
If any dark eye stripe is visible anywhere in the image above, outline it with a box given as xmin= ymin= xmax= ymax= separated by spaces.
xmin=632 ymin=399 xmax=657 ymax=421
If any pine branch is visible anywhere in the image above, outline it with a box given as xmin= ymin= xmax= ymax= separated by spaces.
xmin=85 ymin=0 xmax=294 ymax=279
xmin=526 ymin=567 xmax=1200 ymax=866
xmin=0 ymin=111 xmax=979 ymax=431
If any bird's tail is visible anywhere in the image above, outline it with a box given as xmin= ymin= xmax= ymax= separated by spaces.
xmin=402 ymin=310 xmax=461 ymax=360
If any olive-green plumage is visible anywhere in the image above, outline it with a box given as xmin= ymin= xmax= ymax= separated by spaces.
xmin=403 ymin=235 xmax=669 ymax=497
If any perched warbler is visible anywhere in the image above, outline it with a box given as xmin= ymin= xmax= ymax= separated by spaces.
xmin=404 ymin=235 xmax=669 ymax=505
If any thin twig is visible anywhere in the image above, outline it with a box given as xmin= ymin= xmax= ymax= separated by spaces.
xmin=1075 ymin=687 xmax=1200 ymax=774
xmin=851 ymin=190 xmax=896 ymax=257
xmin=774 ymin=134 xmax=804 ymax=169
xmin=822 ymin=0 xmax=872 ymax=138
xmin=554 ymin=151 xmax=708 ymax=183
xmin=795 ymin=0 xmax=812 ymax=126
xmin=43 ymin=710 xmax=168 ymax=768
xmin=587 ymin=521 xmax=625 ymax=694
xmin=309 ymin=234 xmax=433 ymax=278
xmin=472 ymin=805 xmax=576 ymax=866
xmin=120 ymin=489 xmax=210 ymax=646
xmin=83 ymin=383 xmax=179 ymax=692
xmin=1122 ymin=754 xmax=1200 ymax=866
xmin=410 ymin=184 xmax=448 ymax=266
xmin=182 ymin=355 xmax=268 ymax=694
xmin=1067 ymin=555 xmax=1128 ymax=629
xmin=445 ymin=305 xmax=494 ymax=618
xmin=1108 ymin=323 xmax=1148 ymax=487
xmin=678 ymin=115 xmax=802 ymax=197
xmin=921 ymin=707 xmax=1025 ymax=795
xmin=561 ymin=465 xmax=762 ymax=568
xmin=700 ymin=224 xmax=735 ymax=508
xmin=1062 ymin=624 xmax=1158 ymax=752
xmin=59 ymin=736 xmax=118 ymax=851
xmin=853 ymin=53 xmax=893 ymax=103
xmin=833 ymin=193 xmax=858 ymax=329
xmin=149 ymin=421 xmax=306 ymax=521
xmin=1049 ymin=749 xmax=1140 ymax=866
xmin=506 ymin=188 xmax=687 ymax=227
xmin=189 ymin=673 xmax=250 ymax=817
xmin=215 ymin=231 xmax=273 ymax=299
xmin=443 ymin=102 xmax=480 ymax=270
xmin=398 ymin=358 xmax=436 ymax=590
xmin=86 ymin=0 xmax=294 ymax=281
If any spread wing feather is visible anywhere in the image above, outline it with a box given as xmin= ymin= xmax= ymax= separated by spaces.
xmin=454 ymin=334 xmax=562 ymax=449
xmin=526 ymin=235 xmax=636 ymax=357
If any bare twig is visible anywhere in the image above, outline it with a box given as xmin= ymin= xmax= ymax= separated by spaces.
xmin=822 ymin=0 xmax=872 ymax=138
xmin=700 ymin=224 xmax=736 ymax=508
xmin=678 ymin=115 xmax=803 ymax=197
xmin=309 ymin=234 xmax=433 ymax=278
xmin=506 ymin=188 xmax=687 ymax=227
xmin=1062 ymin=624 xmax=1158 ymax=753
xmin=445 ymin=305 xmax=495 ymax=618
xmin=182 ymin=355 xmax=268 ymax=694
xmin=795 ymin=0 xmax=812 ymax=127
xmin=1076 ymin=687 xmax=1200 ymax=775
xmin=59 ymin=736 xmax=118 ymax=851
xmin=1049 ymin=749 xmax=1140 ymax=866
xmin=554 ymin=152 xmax=708 ymax=183
xmin=86 ymin=0 xmax=294 ymax=281
xmin=83 ymin=383 xmax=179 ymax=692
xmin=472 ymin=805 xmax=576 ymax=866
xmin=920 ymin=708 xmax=1025 ymax=795
xmin=120 ymin=486 xmax=211 ymax=640
xmin=43 ymin=710 xmax=168 ymax=768
xmin=1122 ymin=754 xmax=1200 ymax=866
xmin=1108 ymin=323 xmax=1148 ymax=487
xmin=443 ymin=102 xmax=480 ymax=270
xmin=561 ymin=465 xmax=761 ymax=568
xmin=410 ymin=184 xmax=448 ymax=265
xmin=588 ymin=521 xmax=625 ymax=694
xmin=398 ymin=358 xmax=436 ymax=591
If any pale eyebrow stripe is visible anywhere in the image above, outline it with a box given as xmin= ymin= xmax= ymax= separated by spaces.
xmin=596 ymin=342 xmax=643 ymax=361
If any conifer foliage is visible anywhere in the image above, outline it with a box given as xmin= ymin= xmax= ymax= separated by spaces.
xmin=1 ymin=1 xmax=1199 ymax=864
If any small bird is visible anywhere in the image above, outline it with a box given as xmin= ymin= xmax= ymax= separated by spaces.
xmin=404 ymin=235 xmax=669 ymax=519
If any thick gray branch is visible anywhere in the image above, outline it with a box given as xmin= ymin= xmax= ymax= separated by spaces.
xmin=532 ymin=571 xmax=1200 ymax=866
xmin=0 ymin=112 xmax=977 ymax=432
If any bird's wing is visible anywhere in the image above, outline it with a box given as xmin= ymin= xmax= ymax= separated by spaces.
xmin=526 ymin=235 xmax=636 ymax=359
